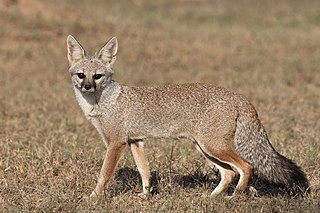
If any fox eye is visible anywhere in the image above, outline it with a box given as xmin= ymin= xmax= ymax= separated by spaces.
xmin=77 ymin=73 xmax=86 ymax=79
xmin=93 ymin=74 xmax=102 ymax=80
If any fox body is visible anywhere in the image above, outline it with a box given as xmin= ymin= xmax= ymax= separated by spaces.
xmin=66 ymin=35 xmax=309 ymax=198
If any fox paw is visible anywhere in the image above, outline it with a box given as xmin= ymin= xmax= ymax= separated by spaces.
xmin=89 ymin=191 xmax=98 ymax=198
xmin=137 ymin=192 xmax=150 ymax=199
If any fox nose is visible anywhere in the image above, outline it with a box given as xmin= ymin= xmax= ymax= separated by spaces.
xmin=84 ymin=84 xmax=92 ymax=90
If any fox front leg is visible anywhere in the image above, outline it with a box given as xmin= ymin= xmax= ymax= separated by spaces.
xmin=90 ymin=142 xmax=126 ymax=198
xmin=130 ymin=141 xmax=151 ymax=196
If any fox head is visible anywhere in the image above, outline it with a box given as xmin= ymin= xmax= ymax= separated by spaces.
xmin=66 ymin=35 xmax=118 ymax=93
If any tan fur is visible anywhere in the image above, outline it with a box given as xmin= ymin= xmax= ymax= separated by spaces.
xmin=66 ymin=35 xmax=309 ymax=198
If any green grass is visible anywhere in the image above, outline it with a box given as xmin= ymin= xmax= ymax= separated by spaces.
xmin=1 ymin=0 xmax=319 ymax=212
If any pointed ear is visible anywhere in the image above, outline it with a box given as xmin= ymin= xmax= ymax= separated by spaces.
xmin=67 ymin=35 xmax=86 ymax=66
xmin=97 ymin=37 xmax=118 ymax=66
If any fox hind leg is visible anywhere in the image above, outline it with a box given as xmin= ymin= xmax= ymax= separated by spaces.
xmin=210 ymin=162 xmax=237 ymax=195
xmin=225 ymin=154 xmax=253 ymax=195
xmin=195 ymin=140 xmax=253 ymax=196
xmin=194 ymin=142 xmax=236 ymax=195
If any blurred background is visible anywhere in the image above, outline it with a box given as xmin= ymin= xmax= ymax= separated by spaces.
xmin=0 ymin=0 xmax=319 ymax=211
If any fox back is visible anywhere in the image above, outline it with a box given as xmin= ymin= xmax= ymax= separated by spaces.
xmin=67 ymin=35 xmax=309 ymax=198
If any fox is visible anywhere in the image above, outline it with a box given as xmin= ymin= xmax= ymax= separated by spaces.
xmin=66 ymin=35 xmax=309 ymax=198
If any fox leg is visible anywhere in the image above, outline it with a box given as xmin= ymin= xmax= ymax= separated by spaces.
xmin=195 ymin=140 xmax=253 ymax=196
xmin=194 ymin=142 xmax=236 ymax=195
xmin=211 ymin=152 xmax=253 ymax=195
xmin=211 ymin=163 xmax=236 ymax=195
xmin=90 ymin=142 xmax=126 ymax=198
xmin=222 ymin=153 xmax=253 ymax=195
xmin=130 ymin=141 xmax=151 ymax=196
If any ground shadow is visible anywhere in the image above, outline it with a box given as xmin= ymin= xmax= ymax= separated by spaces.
xmin=250 ymin=179 xmax=294 ymax=198
xmin=107 ymin=166 xmax=160 ymax=197
xmin=175 ymin=172 xmax=302 ymax=198
xmin=108 ymin=166 xmax=295 ymax=198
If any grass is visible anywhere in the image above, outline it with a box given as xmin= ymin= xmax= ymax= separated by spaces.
xmin=0 ymin=0 xmax=319 ymax=212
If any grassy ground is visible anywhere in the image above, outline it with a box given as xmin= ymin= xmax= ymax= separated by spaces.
xmin=0 ymin=0 xmax=319 ymax=212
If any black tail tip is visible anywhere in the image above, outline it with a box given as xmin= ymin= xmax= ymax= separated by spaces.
xmin=279 ymin=155 xmax=310 ymax=197
xmin=287 ymin=183 xmax=311 ymax=197
xmin=285 ymin=173 xmax=310 ymax=197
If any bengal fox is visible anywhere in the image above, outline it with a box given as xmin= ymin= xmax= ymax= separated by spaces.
xmin=66 ymin=35 xmax=309 ymax=198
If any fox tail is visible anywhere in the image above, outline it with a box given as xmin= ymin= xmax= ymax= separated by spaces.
xmin=234 ymin=113 xmax=310 ymax=195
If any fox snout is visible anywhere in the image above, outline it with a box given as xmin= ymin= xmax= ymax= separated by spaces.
xmin=82 ymin=83 xmax=96 ymax=93
xmin=81 ymin=79 xmax=96 ymax=93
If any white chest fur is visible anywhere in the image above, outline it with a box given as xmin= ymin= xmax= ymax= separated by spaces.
xmin=73 ymin=87 xmax=108 ymax=146
xmin=74 ymin=90 xmax=95 ymax=117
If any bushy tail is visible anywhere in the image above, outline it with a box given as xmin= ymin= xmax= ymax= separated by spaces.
xmin=234 ymin=113 xmax=310 ymax=195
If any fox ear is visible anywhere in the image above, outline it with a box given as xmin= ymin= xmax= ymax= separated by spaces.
xmin=98 ymin=37 xmax=118 ymax=66
xmin=67 ymin=35 xmax=86 ymax=66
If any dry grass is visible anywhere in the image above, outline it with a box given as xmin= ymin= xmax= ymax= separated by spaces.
xmin=0 ymin=0 xmax=319 ymax=212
